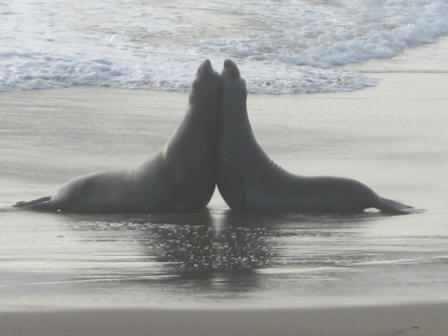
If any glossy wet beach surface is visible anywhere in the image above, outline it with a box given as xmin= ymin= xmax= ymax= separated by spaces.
xmin=1 ymin=80 xmax=447 ymax=309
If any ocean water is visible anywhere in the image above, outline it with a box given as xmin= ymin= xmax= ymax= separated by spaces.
xmin=1 ymin=79 xmax=447 ymax=310
xmin=1 ymin=0 xmax=448 ymax=94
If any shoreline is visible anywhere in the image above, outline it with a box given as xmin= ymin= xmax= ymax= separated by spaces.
xmin=2 ymin=36 xmax=448 ymax=97
xmin=341 ymin=36 xmax=448 ymax=73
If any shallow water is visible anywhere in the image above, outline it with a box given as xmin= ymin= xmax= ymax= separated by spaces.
xmin=2 ymin=0 xmax=448 ymax=93
xmin=1 ymin=82 xmax=447 ymax=310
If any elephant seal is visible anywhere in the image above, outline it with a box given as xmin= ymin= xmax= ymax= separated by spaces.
xmin=15 ymin=60 xmax=221 ymax=213
xmin=216 ymin=60 xmax=414 ymax=214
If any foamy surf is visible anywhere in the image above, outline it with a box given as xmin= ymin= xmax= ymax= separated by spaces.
xmin=1 ymin=0 xmax=448 ymax=94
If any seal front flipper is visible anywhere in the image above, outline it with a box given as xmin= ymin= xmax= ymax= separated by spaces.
xmin=14 ymin=196 xmax=53 ymax=211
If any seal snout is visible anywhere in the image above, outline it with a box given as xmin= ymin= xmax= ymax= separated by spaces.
xmin=223 ymin=59 xmax=240 ymax=78
xmin=197 ymin=59 xmax=213 ymax=76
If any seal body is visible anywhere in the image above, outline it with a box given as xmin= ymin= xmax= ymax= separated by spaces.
xmin=216 ymin=60 xmax=414 ymax=214
xmin=16 ymin=60 xmax=221 ymax=213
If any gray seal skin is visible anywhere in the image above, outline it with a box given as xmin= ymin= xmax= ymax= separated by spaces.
xmin=217 ymin=60 xmax=414 ymax=214
xmin=15 ymin=60 xmax=221 ymax=213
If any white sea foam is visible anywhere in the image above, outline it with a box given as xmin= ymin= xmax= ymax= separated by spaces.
xmin=1 ymin=0 xmax=448 ymax=94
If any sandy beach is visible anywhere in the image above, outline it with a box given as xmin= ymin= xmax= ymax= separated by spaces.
xmin=1 ymin=303 xmax=447 ymax=336
xmin=2 ymin=32 xmax=448 ymax=335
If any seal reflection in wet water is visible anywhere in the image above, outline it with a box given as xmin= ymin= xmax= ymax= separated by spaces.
xmin=15 ymin=60 xmax=221 ymax=213
xmin=216 ymin=60 xmax=415 ymax=215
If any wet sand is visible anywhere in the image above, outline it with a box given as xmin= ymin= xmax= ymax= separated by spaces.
xmin=1 ymin=71 xmax=448 ymax=335
xmin=1 ymin=39 xmax=448 ymax=334
xmin=1 ymin=303 xmax=447 ymax=336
